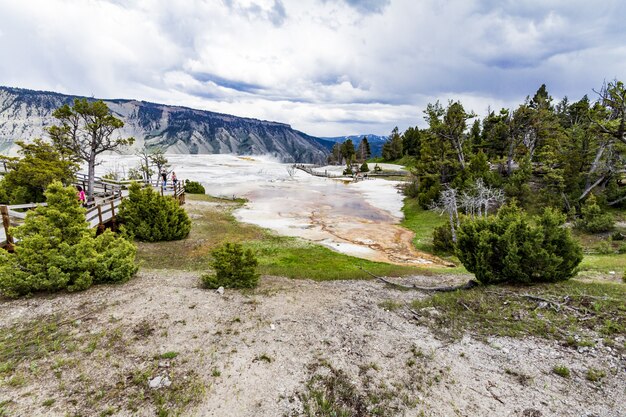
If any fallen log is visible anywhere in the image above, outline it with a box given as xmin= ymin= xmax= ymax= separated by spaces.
xmin=359 ymin=267 xmax=479 ymax=292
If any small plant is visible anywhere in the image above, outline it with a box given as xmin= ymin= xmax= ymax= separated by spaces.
xmin=575 ymin=194 xmax=614 ymax=233
xmin=595 ymin=239 xmax=613 ymax=254
xmin=184 ymin=180 xmax=205 ymax=194
xmin=360 ymin=162 xmax=370 ymax=172
xmin=211 ymin=368 xmax=221 ymax=377
xmin=378 ymin=300 xmax=402 ymax=311
xmin=202 ymin=242 xmax=259 ymax=289
xmin=552 ymin=365 xmax=570 ymax=378
xmin=42 ymin=399 xmax=55 ymax=407
xmin=255 ymin=354 xmax=272 ymax=363
xmin=432 ymin=224 xmax=455 ymax=253
xmin=159 ymin=351 xmax=179 ymax=359
xmin=585 ymin=368 xmax=606 ymax=382
xmin=374 ymin=164 xmax=382 ymax=172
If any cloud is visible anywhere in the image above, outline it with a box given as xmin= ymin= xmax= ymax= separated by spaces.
xmin=0 ymin=0 xmax=624 ymax=137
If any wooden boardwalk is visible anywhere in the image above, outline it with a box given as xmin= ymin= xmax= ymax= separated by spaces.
xmin=0 ymin=175 xmax=185 ymax=249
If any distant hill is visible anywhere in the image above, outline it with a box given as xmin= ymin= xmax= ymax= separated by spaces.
xmin=0 ymin=86 xmax=332 ymax=163
xmin=320 ymin=134 xmax=388 ymax=157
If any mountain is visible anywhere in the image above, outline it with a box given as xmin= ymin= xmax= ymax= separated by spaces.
xmin=0 ymin=86 xmax=333 ymax=163
xmin=320 ymin=134 xmax=388 ymax=157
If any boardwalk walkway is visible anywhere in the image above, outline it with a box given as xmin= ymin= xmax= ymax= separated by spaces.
xmin=0 ymin=174 xmax=185 ymax=249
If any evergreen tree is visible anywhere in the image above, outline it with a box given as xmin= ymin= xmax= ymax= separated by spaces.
xmin=382 ymin=127 xmax=403 ymax=160
xmin=118 ymin=183 xmax=191 ymax=242
xmin=0 ymin=139 xmax=78 ymax=204
xmin=0 ymin=182 xmax=137 ymax=297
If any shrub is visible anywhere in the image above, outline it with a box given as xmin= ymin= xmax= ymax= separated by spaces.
xmin=432 ymin=224 xmax=455 ymax=253
xmin=201 ymin=242 xmax=259 ymax=289
xmin=575 ymin=195 xmax=614 ymax=233
xmin=184 ymin=180 xmax=205 ymax=194
xmin=118 ymin=183 xmax=191 ymax=242
xmin=359 ymin=162 xmax=370 ymax=172
xmin=0 ymin=182 xmax=137 ymax=298
xmin=456 ymin=203 xmax=583 ymax=285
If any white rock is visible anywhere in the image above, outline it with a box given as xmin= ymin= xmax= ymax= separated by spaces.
xmin=216 ymin=286 xmax=224 ymax=295
xmin=149 ymin=375 xmax=172 ymax=389
xmin=270 ymin=323 xmax=276 ymax=330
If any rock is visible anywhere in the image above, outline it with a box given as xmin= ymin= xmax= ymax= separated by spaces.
xmin=149 ymin=375 xmax=172 ymax=389
xmin=216 ymin=286 xmax=224 ymax=295
xmin=609 ymin=271 xmax=616 ymax=275
xmin=270 ymin=323 xmax=276 ymax=330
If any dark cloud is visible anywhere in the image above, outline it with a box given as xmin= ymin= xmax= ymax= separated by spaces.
xmin=343 ymin=0 xmax=390 ymax=14
xmin=191 ymin=72 xmax=264 ymax=93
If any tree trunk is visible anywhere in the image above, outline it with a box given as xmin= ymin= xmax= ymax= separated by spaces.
xmin=88 ymin=152 xmax=96 ymax=205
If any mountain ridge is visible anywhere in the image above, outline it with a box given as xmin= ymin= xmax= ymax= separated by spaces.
xmin=0 ymin=86 xmax=333 ymax=163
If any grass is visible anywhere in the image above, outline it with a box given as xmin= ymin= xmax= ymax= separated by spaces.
xmin=400 ymin=198 xmax=447 ymax=253
xmin=411 ymin=280 xmax=626 ymax=351
xmin=136 ymin=194 xmax=449 ymax=280
xmin=585 ymin=368 xmax=606 ymax=382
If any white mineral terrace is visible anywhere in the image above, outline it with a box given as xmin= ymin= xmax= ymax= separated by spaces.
xmin=95 ymin=154 xmax=441 ymax=265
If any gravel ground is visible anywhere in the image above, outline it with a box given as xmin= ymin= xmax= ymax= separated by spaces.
xmin=1 ymin=271 xmax=624 ymax=416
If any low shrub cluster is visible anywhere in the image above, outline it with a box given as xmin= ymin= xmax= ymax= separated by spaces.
xmin=184 ymin=180 xmax=205 ymax=194
xmin=118 ymin=183 xmax=191 ymax=242
xmin=456 ymin=203 xmax=583 ymax=284
xmin=202 ymin=242 xmax=259 ymax=289
xmin=0 ymin=182 xmax=137 ymax=298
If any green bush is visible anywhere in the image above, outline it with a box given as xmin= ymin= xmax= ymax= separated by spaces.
xmin=201 ymin=243 xmax=259 ymax=289
xmin=359 ymin=162 xmax=370 ymax=172
xmin=575 ymin=195 xmax=614 ymax=233
xmin=0 ymin=182 xmax=137 ymax=298
xmin=184 ymin=180 xmax=205 ymax=194
xmin=456 ymin=203 xmax=583 ymax=285
xmin=432 ymin=224 xmax=455 ymax=253
xmin=118 ymin=183 xmax=191 ymax=242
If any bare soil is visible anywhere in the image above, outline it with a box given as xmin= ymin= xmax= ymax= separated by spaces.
xmin=1 ymin=272 xmax=624 ymax=416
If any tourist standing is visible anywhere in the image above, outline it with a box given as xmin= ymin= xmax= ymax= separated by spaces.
xmin=161 ymin=171 xmax=167 ymax=187
xmin=76 ymin=185 xmax=86 ymax=207
xmin=172 ymin=172 xmax=178 ymax=188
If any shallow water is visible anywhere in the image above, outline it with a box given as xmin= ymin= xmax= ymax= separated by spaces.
xmin=95 ymin=154 xmax=439 ymax=265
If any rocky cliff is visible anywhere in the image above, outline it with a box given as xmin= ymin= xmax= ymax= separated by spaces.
xmin=0 ymin=86 xmax=331 ymax=163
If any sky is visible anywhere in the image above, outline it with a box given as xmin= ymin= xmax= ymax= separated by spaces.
xmin=0 ymin=0 xmax=624 ymax=137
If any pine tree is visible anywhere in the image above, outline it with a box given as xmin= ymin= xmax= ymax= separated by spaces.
xmin=0 ymin=182 xmax=137 ymax=297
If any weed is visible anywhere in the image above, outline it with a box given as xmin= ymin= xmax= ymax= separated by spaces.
xmin=552 ymin=365 xmax=570 ymax=378
xmin=211 ymin=368 xmax=221 ymax=377
xmin=159 ymin=352 xmax=179 ymax=360
xmin=254 ymin=354 xmax=273 ymax=363
xmin=586 ymin=368 xmax=606 ymax=382
xmin=42 ymin=399 xmax=55 ymax=407
xmin=379 ymin=300 xmax=402 ymax=311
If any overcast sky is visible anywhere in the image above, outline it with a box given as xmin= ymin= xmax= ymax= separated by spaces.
xmin=0 ymin=0 xmax=624 ymax=137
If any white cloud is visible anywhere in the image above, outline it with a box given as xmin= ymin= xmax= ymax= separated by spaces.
xmin=0 ymin=0 xmax=624 ymax=136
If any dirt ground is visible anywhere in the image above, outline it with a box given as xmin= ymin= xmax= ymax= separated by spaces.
xmin=1 ymin=271 xmax=624 ymax=417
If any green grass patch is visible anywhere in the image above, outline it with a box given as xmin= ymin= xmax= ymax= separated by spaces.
xmin=411 ymin=280 xmax=626 ymax=351
xmin=137 ymin=194 xmax=449 ymax=280
xmin=579 ymin=254 xmax=626 ymax=273
xmin=400 ymin=198 xmax=447 ymax=253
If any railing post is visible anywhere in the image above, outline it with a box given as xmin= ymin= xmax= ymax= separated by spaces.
xmin=1 ymin=205 xmax=14 ymax=251
xmin=97 ymin=205 xmax=103 ymax=226
xmin=110 ymin=201 xmax=115 ymax=221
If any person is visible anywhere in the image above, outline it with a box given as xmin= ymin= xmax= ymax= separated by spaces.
xmin=76 ymin=185 xmax=86 ymax=207
xmin=171 ymin=171 xmax=178 ymax=188
xmin=161 ymin=170 xmax=167 ymax=187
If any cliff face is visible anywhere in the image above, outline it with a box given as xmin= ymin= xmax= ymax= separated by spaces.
xmin=0 ymin=86 xmax=331 ymax=163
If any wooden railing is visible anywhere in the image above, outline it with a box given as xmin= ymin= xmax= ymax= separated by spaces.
xmin=0 ymin=178 xmax=186 ymax=249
